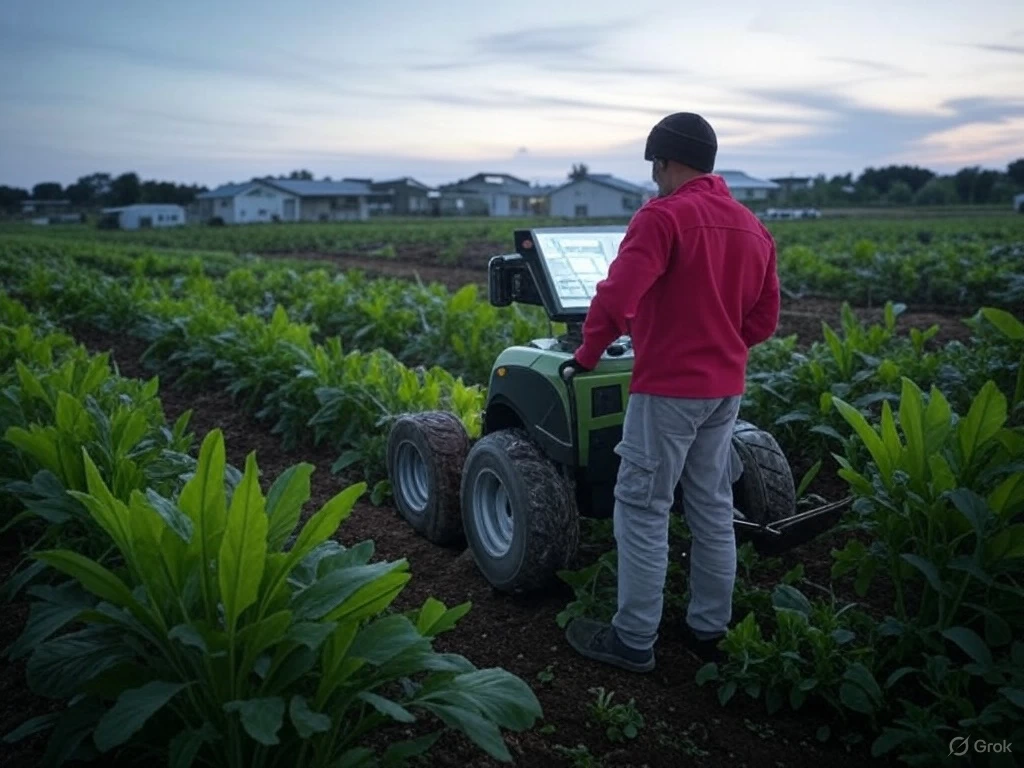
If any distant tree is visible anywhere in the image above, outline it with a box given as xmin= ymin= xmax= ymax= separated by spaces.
xmin=857 ymin=165 xmax=935 ymax=195
xmin=913 ymin=177 xmax=957 ymax=205
xmin=1007 ymin=158 xmax=1024 ymax=187
xmin=32 ymin=182 xmax=64 ymax=200
xmin=288 ymin=169 xmax=314 ymax=179
xmin=886 ymin=180 xmax=914 ymax=205
xmin=0 ymin=185 xmax=29 ymax=211
xmin=568 ymin=163 xmax=588 ymax=180
xmin=953 ymin=167 xmax=1001 ymax=204
xmin=108 ymin=172 xmax=141 ymax=206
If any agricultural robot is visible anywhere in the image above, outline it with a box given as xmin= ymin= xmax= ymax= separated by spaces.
xmin=385 ymin=226 xmax=849 ymax=593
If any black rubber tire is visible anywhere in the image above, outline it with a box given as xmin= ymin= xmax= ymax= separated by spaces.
xmin=730 ymin=420 xmax=795 ymax=526
xmin=386 ymin=411 xmax=470 ymax=546
xmin=460 ymin=429 xmax=578 ymax=594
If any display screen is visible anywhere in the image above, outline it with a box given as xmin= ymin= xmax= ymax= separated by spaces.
xmin=532 ymin=230 xmax=626 ymax=309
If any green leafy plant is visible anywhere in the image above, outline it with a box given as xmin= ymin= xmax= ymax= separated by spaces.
xmin=4 ymin=430 xmax=542 ymax=766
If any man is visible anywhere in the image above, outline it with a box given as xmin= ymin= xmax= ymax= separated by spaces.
xmin=560 ymin=112 xmax=780 ymax=672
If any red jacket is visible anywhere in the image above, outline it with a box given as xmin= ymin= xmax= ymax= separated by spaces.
xmin=575 ymin=174 xmax=780 ymax=398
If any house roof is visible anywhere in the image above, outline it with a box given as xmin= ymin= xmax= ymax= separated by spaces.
xmin=372 ymin=177 xmax=433 ymax=191
xmin=197 ymin=178 xmax=372 ymax=199
xmin=717 ymin=171 xmax=779 ymax=190
xmin=440 ymin=172 xmax=535 ymax=196
xmin=548 ymin=173 xmax=646 ymax=197
xmin=264 ymin=178 xmax=371 ymax=196
xmin=102 ymin=204 xmax=184 ymax=213
xmin=197 ymin=182 xmax=257 ymax=199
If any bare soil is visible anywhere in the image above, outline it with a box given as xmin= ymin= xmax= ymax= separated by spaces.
xmin=0 ymin=325 xmax=901 ymax=768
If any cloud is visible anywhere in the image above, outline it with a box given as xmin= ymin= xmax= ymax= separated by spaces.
xmin=972 ymin=43 xmax=1024 ymax=56
xmin=956 ymin=41 xmax=1024 ymax=57
xmin=821 ymin=56 xmax=922 ymax=77
xmin=410 ymin=20 xmax=685 ymax=77
xmin=724 ymin=88 xmax=1024 ymax=170
xmin=0 ymin=25 xmax=388 ymax=102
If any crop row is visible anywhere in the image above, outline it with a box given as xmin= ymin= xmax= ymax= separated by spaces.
xmin=3 ymin=239 xmax=1022 ymax=468
xmin=6 ymin=211 xmax=1024 ymax=310
xmin=0 ymin=292 xmax=541 ymax=765
xmin=3 ymin=237 xmax=1023 ymax=764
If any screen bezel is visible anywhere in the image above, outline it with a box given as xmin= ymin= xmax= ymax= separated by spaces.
xmin=513 ymin=225 xmax=628 ymax=323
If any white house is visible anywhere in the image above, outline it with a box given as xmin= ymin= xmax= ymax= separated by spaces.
xmin=1014 ymin=192 xmax=1024 ymax=213
xmin=548 ymin=174 xmax=646 ymax=218
xmin=195 ymin=178 xmax=371 ymax=224
xmin=437 ymin=173 xmax=538 ymax=216
xmin=101 ymin=204 xmax=186 ymax=229
xmin=717 ymin=171 xmax=780 ymax=202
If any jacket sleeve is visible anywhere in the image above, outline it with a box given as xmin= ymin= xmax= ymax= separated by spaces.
xmin=741 ymin=239 xmax=781 ymax=348
xmin=575 ymin=207 xmax=671 ymax=369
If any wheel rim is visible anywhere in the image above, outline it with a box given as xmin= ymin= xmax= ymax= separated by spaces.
xmin=395 ymin=441 xmax=429 ymax=514
xmin=471 ymin=468 xmax=513 ymax=558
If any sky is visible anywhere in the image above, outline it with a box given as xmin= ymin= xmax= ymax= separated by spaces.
xmin=2 ymin=0 xmax=1023 ymax=190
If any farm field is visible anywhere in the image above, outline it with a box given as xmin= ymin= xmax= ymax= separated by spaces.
xmin=0 ymin=214 xmax=1022 ymax=768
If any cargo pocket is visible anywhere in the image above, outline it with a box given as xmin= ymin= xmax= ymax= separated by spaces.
xmin=613 ymin=442 xmax=660 ymax=508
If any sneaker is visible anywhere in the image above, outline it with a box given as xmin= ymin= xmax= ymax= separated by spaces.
xmin=565 ymin=617 xmax=655 ymax=673
xmin=679 ymin=624 xmax=725 ymax=664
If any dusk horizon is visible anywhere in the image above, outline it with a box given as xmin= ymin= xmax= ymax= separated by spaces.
xmin=3 ymin=0 xmax=1023 ymax=190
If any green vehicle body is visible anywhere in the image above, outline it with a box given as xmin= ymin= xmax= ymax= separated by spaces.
xmin=483 ymin=340 xmax=636 ymax=518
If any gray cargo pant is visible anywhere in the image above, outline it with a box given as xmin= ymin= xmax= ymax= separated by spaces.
xmin=611 ymin=392 xmax=742 ymax=650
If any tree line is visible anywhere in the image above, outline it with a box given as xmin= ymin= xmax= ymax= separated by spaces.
xmin=0 ymin=172 xmax=208 ymax=212
xmin=3 ymin=160 xmax=1024 ymax=214
xmin=776 ymin=159 xmax=1024 ymax=207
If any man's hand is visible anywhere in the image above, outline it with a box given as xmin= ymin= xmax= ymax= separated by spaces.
xmin=559 ymin=358 xmax=592 ymax=382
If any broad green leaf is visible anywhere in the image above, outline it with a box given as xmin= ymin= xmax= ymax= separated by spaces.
xmin=832 ymin=397 xmax=893 ymax=485
xmin=287 ymin=482 xmax=366 ymax=565
xmin=265 ymin=462 xmax=313 ymax=552
xmin=238 ymin=610 xmax=293 ymax=674
xmin=219 ymin=451 xmax=267 ymax=631
xmin=33 ymin=550 xmax=137 ymax=611
xmin=928 ymin=454 xmax=957 ymax=495
xmin=382 ymin=733 xmax=442 ymax=766
xmin=942 ymin=626 xmax=993 ymax=667
xmin=7 ymin=583 xmax=94 ymax=660
xmin=93 ymin=681 xmax=188 ymax=752
xmin=923 ymin=385 xmax=953 ymax=450
xmin=289 ymin=695 xmax=331 ymax=738
xmin=897 ymin=378 xmax=925 ymax=482
xmin=999 ymin=687 xmax=1024 ymax=709
xmin=436 ymin=668 xmax=543 ymax=730
xmin=772 ymin=584 xmax=812 ymax=617
xmin=958 ymin=381 xmax=1007 ymax=467
xmin=348 ymin=615 xmax=431 ymax=666
xmin=989 ymin=472 xmax=1024 ymax=519
xmin=326 ymin=570 xmax=411 ymax=625
xmin=223 ymin=697 xmax=286 ymax=746
xmin=417 ymin=702 xmax=511 ymax=762
xmin=169 ymin=723 xmax=219 ymax=768
xmin=985 ymin=524 xmax=1024 ymax=563
xmin=900 ymin=553 xmax=945 ymax=595
xmin=358 ymin=691 xmax=416 ymax=723
xmin=980 ymin=307 xmax=1024 ymax=340
xmin=179 ymin=430 xmax=228 ymax=609
xmin=144 ymin=488 xmax=194 ymax=543
xmin=317 ymin=621 xmax=360 ymax=704
xmin=1 ymin=713 xmax=58 ymax=744
xmin=879 ymin=400 xmax=903 ymax=474
xmin=26 ymin=627 xmax=134 ymax=699
xmin=416 ymin=597 xmax=472 ymax=637
xmin=285 ymin=621 xmax=337 ymax=651
xmin=948 ymin=488 xmax=992 ymax=542
xmin=289 ymin=560 xmax=406 ymax=621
